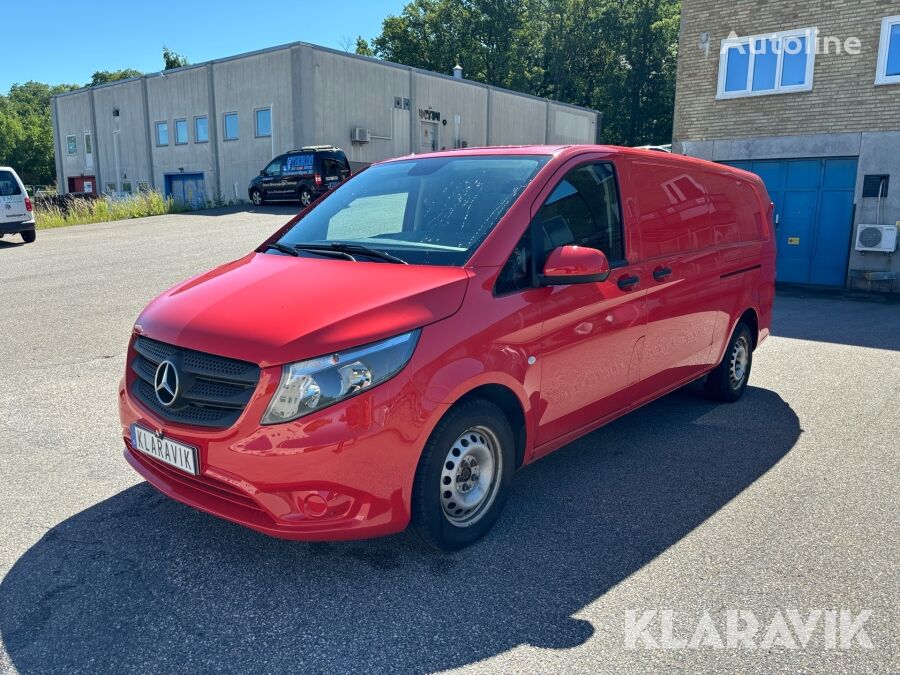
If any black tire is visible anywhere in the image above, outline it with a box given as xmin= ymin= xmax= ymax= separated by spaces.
xmin=704 ymin=322 xmax=753 ymax=402
xmin=299 ymin=187 xmax=312 ymax=208
xmin=21 ymin=230 xmax=36 ymax=244
xmin=250 ymin=189 xmax=264 ymax=206
xmin=411 ymin=398 xmax=515 ymax=551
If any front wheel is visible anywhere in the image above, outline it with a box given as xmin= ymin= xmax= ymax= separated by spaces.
xmin=411 ymin=398 xmax=515 ymax=551
xmin=704 ymin=322 xmax=753 ymax=402
xmin=250 ymin=189 xmax=264 ymax=206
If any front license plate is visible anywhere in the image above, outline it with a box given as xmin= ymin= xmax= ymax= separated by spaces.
xmin=131 ymin=424 xmax=199 ymax=475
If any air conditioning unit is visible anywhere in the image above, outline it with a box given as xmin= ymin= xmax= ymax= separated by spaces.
xmin=854 ymin=224 xmax=898 ymax=253
xmin=351 ymin=127 xmax=370 ymax=144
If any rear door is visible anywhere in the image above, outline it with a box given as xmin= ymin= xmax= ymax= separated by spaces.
xmin=534 ymin=159 xmax=649 ymax=451
xmin=321 ymin=156 xmax=345 ymax=191
xmin=0 ymin=170 xmax=28 ymax=225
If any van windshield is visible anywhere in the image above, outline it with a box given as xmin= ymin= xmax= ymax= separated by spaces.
xmin=274 ymin=155 xmax=548 ymax=265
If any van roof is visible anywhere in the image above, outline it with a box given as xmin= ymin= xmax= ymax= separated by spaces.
xmin=378 ymin=145 xmax=765 ymax=183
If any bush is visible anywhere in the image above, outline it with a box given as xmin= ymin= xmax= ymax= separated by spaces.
xmin=34 ymin=191 xmax=190 ymax=229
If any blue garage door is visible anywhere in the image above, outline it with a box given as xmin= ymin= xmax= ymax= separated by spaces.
xmin=165 ymin=173 xmax=206 ymax=210
xmin=724 ymin=158 xmax=857 ymax=286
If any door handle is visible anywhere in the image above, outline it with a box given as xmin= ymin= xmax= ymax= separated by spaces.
xmin=652 ymin=266 xmax=672 ymax=281
xmin=617 ymin=274 xmax=640 ymax=290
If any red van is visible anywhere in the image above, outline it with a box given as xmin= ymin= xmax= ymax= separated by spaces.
xmin=119 ymin=146 xmax=775 ymax=550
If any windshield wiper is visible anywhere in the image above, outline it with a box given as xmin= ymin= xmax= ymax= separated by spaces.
xmin=295 ymin=242 xmax=408 ymax=264
xmin=264 ymin=242 xmax=299 ymax=256
xmin=266 ymin=242 xmax=355 ymax=261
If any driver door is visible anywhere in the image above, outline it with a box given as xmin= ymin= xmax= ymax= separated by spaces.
xmin=260 ymin=158 xmax=284 ymax=198
xmin=534 ymin=160 xmax=648 ymax=453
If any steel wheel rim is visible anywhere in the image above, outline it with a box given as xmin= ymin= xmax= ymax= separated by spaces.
xmin=729 ymin=335 xmax=750 ymax=389
xmin=440 ymin=425 xmax=502 ymax=527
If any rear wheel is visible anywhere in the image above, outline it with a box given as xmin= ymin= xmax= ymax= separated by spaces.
xmin=299 ymin=187 xmax=312 ymax=208
xmin=250 ymin=189 xmax=264 ymax=206
xmin=21 ymin=230 xmax=36 ymax=244
xmin=411 ymin=398 xmax=515 ymax=551
xmin=704 ymin=322 xmax=753 ymax=402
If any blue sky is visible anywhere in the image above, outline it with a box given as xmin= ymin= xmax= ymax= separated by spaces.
xmin=1 ymin=0 xmax=408 ymax=93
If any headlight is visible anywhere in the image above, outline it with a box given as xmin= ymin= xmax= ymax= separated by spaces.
xmin=261 ymin=330 xmax=420 ymax=424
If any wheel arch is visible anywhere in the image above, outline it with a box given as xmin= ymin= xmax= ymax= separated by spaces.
xmin=443 ymin=383 xmax=528 ymax=470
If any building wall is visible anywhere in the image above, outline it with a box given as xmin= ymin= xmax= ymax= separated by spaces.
xmin=52 ymin=41 xmax=601 ymax=203
xmin=673 ymin=0 xmax=900 ymax=142
xmin=146 ymin=66 xmax=214 ymax=196
xmin=93 ymin=79 xmax=150 ymax=193
xmin=489 ymin=91 xmax=547 ymax=145
xmin=674 ymin=1 xmax=900 ymax=290
xmin=213 ymin=49 xmax=294 ymax=201
xmin=55 ymin=92 xmax=95 ymax=189
xmin=309 ymin=46 xmax=411 ymax=166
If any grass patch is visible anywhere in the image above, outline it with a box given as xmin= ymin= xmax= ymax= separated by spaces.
xmin=35 ymin=191 xmax=190 ymax=229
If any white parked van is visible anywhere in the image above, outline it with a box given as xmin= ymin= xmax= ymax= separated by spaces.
xmin=0 ymin=167 xmax=36 ymax=244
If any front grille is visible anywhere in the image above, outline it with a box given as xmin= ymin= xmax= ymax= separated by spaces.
xmin=131 ymin=336 xmax=261 ymax=428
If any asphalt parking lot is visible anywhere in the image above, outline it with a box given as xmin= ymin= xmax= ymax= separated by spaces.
xmin=1 ymin=209 xmax=898 ymax=674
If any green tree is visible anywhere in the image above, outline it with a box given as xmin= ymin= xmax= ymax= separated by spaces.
xmin=90 ymin=68 xmax=143 ymax=86
xmin=0 ymin=81 xmax=80 ymax=185
xmin=355 ymin=36 xmax=375 ymax=57
xmin=366 ymin=0 xmax=680 ymax=145
xmin=163 ymin=47 xmax=190 ymax=70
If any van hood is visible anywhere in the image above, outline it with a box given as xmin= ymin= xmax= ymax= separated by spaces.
xmin=136 ymin=252 xmax=470 ymax=367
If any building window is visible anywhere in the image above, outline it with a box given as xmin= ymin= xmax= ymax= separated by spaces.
xmin=156 ymin=121 xmax=169 ymax=146
xmin=876 ymin=16 xmax=900 ymax=85
xmin=223 ymin=112 xmax=239 ymax=141
xmin=174 ymin=118 xmax=188 ymax=145
xmin=121 ymin=181 xmax=133 ymax=194
xmin=106 ymin=182 xmax=117 ymax=194
xmin=138 ymin=181 xmax=151 ymax=192
xmin=195 ymin=115 xmax=209 ymax=143
xmin=66 ymin=135 xmax=77 ymax=155
xmin=717 ymin=28 xmax=816 ymax=99
xmin=255 ymin=107 xmax=272 ymax=138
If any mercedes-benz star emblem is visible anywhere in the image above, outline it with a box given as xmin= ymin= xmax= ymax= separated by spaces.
xmin=154 ymin=360 xmax=180 ymax=407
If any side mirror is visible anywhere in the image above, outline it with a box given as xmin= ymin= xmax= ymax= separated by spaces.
xmin=260 ymin=170 xmax=266 ymax=176
xmin=540 ymin=245 xmax=610 ymax=285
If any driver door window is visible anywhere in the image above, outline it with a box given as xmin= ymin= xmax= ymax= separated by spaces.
xmin=535 ymin=162 xmax=624 ymax=265
xmin=264 ymin=159 xmax=282 ymax=177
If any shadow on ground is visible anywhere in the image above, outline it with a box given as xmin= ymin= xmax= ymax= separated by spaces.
xmin=168 ymin=204 xmax=301 ymax=218
xmin=0 ymin=237 xmax=26 ymax=250
xmin=772 ymin=292 xmax=900 ymax=351
xmin=0 ymin=386 xmax=799 ymax=673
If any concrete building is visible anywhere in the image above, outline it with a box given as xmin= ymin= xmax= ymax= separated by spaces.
xmin=673 ymin=0 xmax=900 ymax=292
xmin=51 ymin=41 xmax=601 ymax=208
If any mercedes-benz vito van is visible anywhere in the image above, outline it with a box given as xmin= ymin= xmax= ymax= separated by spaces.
xmin=120 ymin=145 xmax=775 ymax=550
xmin=0 ymin=167 xmax=36 ymax=243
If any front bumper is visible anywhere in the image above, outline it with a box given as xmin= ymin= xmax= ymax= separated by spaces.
xmin=118 ymin=361 xmax=443 ymax=541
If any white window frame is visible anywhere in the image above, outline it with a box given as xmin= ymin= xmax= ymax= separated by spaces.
xmin=717 ymin=27 xmax=817 ymax=100
xmin=254 ymin=106 xmax=272 ymax=138
xmin=174 ymin=118 xmax=189 ymax=145
xmin=155 ymin=121 xmax=169 ymax=147
xmin=194 ymin=115 xmax=209 ymax=143
xmin=875 ymin=15 xmax=900 ymax=85
xmin=223 ymin=112 xmax=239 ymax=141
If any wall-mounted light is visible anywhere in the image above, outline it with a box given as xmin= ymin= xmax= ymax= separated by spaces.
xmin=113 ymin=108 xmax=120 ymax=117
